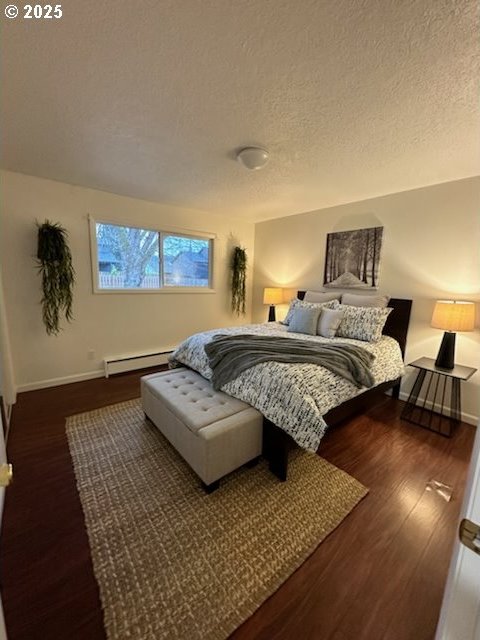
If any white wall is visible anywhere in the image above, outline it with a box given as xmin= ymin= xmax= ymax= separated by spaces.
xmin=1 ymin=171 xmax=255 ymax=390
xmin=3 ymin=171 xmax=479 ymax=423
xmin=0 ymin=262 xmax=16 ymax=426
xmin=253 ymin=177 xmax=480 ymax=424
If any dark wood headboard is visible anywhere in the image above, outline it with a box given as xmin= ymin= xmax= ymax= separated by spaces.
xmin=297 ymin=291 xmax=412 ymax=358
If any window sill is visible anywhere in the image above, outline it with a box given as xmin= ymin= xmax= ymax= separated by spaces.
xmin=93 ymin=287 xmax=216 ymax=295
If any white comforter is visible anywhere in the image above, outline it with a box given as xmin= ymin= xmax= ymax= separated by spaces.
xmin=170 ymin=322 xmax=404 ymax=451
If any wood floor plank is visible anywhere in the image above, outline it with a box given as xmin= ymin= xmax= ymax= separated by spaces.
xmin=231 ymin=402 xmax=473 ymax=640
xmin=0 ymin=374 xmax=474 ymax=640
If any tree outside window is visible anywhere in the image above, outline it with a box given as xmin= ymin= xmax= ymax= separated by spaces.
xmin=94 ymin=222 xmax=212 ymax=290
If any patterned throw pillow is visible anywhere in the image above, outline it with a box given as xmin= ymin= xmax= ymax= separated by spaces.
xmin=283 ymin=298 xmax=339 ymax=326
xmin=287 ymin=307 xmax=322 ymax=336
xmin=336 ymin=304 xmax=392 ymax=342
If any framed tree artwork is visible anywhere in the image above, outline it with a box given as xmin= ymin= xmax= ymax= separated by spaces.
xmin=323 ymin=226 xmax=384 ymax=289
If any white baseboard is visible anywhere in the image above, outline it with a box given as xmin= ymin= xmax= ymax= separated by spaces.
xmin=16 ymin=374 xmax=479 ymax=427
xmin=17 ymin=370 xmax=104 ymax=393
xmin=104 ymin=349 xmax=174 ymax=377
xmin=18 ymin=347 xmax=177 ymax=393
xmin=398 ymin=390 xmax=478 ymax=427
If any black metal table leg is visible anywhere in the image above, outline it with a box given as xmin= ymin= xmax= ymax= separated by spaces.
xmin=451 ymin=379 xmax=461 ymax=424
xmin=401 ymin=357 xmax=476 ymax=438
xmin=401 ymin=369 xmax=426 ymax=420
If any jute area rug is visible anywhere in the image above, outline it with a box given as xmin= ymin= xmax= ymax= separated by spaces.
xmin=66 ymin=399 xmax=367 ymax=640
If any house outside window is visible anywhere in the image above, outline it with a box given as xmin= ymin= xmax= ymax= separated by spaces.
xmin=90 ymin=219 xmax=214 ymax=293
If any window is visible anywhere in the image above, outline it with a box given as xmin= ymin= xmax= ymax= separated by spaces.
xmin=163 ymin=234 xmax=210 ymax=287
xmin=90 ymin=219 xmax=214 ymax=292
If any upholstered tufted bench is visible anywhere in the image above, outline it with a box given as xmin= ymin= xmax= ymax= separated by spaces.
xmin=141 ymin=368 xmax=263 ymax=491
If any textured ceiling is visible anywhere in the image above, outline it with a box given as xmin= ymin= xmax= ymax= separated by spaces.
xmin=2 ymin=0 xmax=479 ymax=221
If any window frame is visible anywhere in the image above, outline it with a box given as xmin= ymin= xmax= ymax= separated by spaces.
xmin=89 ymin=216 xmax=215 ymax=294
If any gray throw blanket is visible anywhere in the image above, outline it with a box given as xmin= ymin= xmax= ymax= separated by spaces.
xmin=204 ymin=334 xmax=376 ymax=390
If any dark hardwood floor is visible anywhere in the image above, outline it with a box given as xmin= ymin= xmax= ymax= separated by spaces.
xmin=0 ymin=369 xmax=474 ymax=640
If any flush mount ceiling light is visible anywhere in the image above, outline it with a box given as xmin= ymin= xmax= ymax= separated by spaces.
xmin=236 ymin=147 xmax=270 ymax=170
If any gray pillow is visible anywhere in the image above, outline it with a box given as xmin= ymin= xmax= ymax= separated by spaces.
xmin=317 ymin=308 xmax=345 ymax=338
xmin=304 ymin=290 xmax=342 ymax=303
xmin=283 ymin=298 xmax=339 ymax=325
xmin=287 ymin=307 xmax=321 ymax=336
xmin=341 ymin=293 xmax=390 ymax=308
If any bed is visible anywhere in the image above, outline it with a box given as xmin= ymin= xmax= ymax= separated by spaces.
xmin=170 ymin=293 xmax=412 ymax=480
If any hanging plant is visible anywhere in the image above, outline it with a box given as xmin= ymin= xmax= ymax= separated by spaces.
xmin=231 ymin=246 xmax=247 ymax=315
xmin=36 ymin=220 xmax=75 ymax=335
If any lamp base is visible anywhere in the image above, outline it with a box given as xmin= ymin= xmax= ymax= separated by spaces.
xmin=268 ymin=305 xmax=276 ymax=322
xmin=435 ymin=331 xmax=456 ymax=370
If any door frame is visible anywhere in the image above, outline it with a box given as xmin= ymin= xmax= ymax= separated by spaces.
xmin=435 ymin=421 xmax=480 ymax=639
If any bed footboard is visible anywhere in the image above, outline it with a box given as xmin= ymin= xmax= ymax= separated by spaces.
xmin=262 ymin=376 xmax=403 ymax=481
xmin=262 ymin=418 xmax=295 ymax=481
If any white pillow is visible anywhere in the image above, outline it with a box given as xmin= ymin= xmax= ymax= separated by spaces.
xmin=317 ymin=308 xmax=345 ymax=338
xmin=341 ymin=293 xmax=390 ymax=308
xmin=304 ymin=290 xmax=342 ymax=303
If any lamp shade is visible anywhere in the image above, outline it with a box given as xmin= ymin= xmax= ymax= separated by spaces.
xmin=431 ymin=300 xmax=475 ymax=332
xmin=263 ymin=287 xmax=283 ymax=305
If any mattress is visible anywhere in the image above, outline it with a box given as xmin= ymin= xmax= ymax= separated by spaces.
xmin=170 ymin=322 xmax=404 ymax=451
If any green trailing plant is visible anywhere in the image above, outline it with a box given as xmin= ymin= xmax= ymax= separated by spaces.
xmin=231 ymin=246 xmax=247 ymax=315
xmin=36 ymin=220 xmax=75 ymax=335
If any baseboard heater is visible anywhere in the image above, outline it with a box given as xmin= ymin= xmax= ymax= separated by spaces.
xmin=104 ymin=349 xmax=174 ymax=378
